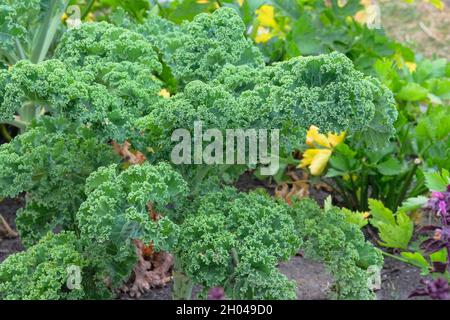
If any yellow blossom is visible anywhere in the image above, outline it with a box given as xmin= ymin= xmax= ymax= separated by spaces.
xmin=405 ymin=61 xmax=417 ymax=73
xmin=256 ymin=5 xmax=277 ymax=28
xmin=254 ymin=26 xmax=272 ymax=43
xmin=300 ymin=149 xmax=332 ymax=176
xmin=61 ymin=12 xmax=68 ymax=23
xmin=196 ymin=0 xmax=209 ymax=4
xmin=237 ymin=0 xmax=244 ymax=6
xmin=328 ymin=132 xmax=346 ymax=147
xmin=424 ymin=0 xmax=444 ymax=10
xmin=158 ymin=88 xmax=171 ymax=98
xmin=362 ymin=212 xmax=371 ymax=219
xmin=299 ymin=125 xmax=346 ymax=176
xmin=306 ymin=125 xmax=345 ymax=148
xmin=306 ymin=125 xmax=331 ymax=148
xmin=86 ymin=12 xmax=96 ymax=22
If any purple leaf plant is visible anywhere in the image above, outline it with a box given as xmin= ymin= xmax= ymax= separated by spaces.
xmin=411 ymin=185 xmax=450 ymax=300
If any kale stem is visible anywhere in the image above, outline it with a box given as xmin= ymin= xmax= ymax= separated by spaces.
xmin=0 ymin=124 xmax=12 ymax=142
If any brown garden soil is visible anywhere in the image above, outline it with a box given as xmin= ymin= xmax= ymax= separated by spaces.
xmin=380 ymin=0 xmax=450 ymax=60
xmin=0 ymin=173 xmax=427 ymax=300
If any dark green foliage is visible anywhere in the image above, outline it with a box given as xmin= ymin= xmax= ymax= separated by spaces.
xmin=175 ymin=188 xmax=300 ymax=299
xmin=288 ymin=199 xmax=383 ymax=300
xmin=0 ymin=117 xmax=118 ymax=246
xmin=0 ymin=5 xmax=390 ymax=301
xmin=76 ymin=162 xmax=188 ymax=288
xmin=136 ymin=8 xmax=265 ymax=87
xmin=0 ymin=231 xmax=85 ymax=300
xmin=0 ymin=22 xmax=164 ymax=141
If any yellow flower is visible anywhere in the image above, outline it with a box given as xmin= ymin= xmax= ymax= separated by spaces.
xmin=424 ymin=0 xmax=444 ymax=10
xmin=158 ymin=88 xmax=171 ymax=98
xmin=256 ymin=5 xmax=277 ymax=28
xmin=61 ymin=12 xmax=68 ymax=23
xmin=405 ymin=61 xmax=417 ymax=73
xmin=254 ymin=27 xmax=272 ymax=43
xmin=306 ymin=125 xmax=330 ymax=147
xmin=237 ymin=0 xmax=244 ymax=6
xmin=196 ymin=0 xmax=209 ymax=4
xmin=299 ymin=125 xmax=346 ymax=176
xmin=86 ymin=12 xmax=96 ymax=22
xmin=305 ymin=125 xmax=345 ymax=148
xmin=300 ymin=149 xmax=332 ymax=176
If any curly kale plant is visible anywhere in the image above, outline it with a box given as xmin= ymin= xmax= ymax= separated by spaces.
xmin=134 ymin=8 xmax=397 ymax=152
xmin=0 ymin=5 xmax=391 ymax=300
xmin=0 ymin=0 xmax=69 ymax=65
xmin=0 ymin=231 xmax=85 ymax=300
xmin=0 ymin=22 xmax=163 ymax=140
xmin=76 ymin=162 xmax=188 ymax=290
xmin=288 ymin=199 xmax=383 ymax=300
xmin=134 ymin=8 xmax=265 ymax=87
xmin=0 ymin=162 xmax=188 ymax=299
xmin=175 ymin=188 xmax=300 ymax=300
xmin=173 ymin=188 xmax=382 ymax=300
xmin=0 ymin=117 xmax=118 ymax=246
xmin=137 ymin=53 xmax=397 ymax=178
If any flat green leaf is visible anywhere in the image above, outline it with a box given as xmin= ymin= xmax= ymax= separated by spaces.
xmin=424 ymin=169 xmax=450 ymax=191
xmin=369 ymin=199 xmax=414 ymax=250
xmin=324 ymin=168 xmax=345 ymax=178
xmin=396 ymin=82 xmax=429 ymax=101
xmin=341 ymin=208 xmax=369 ymax=228
xmin=397 ymin=196 xmax=428 ymax=213
xmin=376 ymin=158 xmax=403 ymax=176
xmin=400 ymin=252 xmax=430 ymax=274
xmin=369 ymin=199 xmax=395 ymax=226
xmin=430 ymin=248 xmax=448 ymax=264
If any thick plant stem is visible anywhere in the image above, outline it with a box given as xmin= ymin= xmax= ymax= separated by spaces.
xmin=359 ymin=169 xmax=369 ymax=211
xmin=394 ymin=159 xmax=420 ymax=211
xmin=30 ymin=0 xmax=69 ymax=63
xmin=348 ymin=174 xmax=360 ymax=209
xmin=81 ymin=0 xmax=96 ymax=20
xmin=19 ymin=102 xmax=38 ymax=124
xmin=0 ymin=124 xmax=12 ymax=142
xmin=335 ymin=177 xmax=357 ymax=209
xmin=172 ymin=255 xmax=193 ymax=300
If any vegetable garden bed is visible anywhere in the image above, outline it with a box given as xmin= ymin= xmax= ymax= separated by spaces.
xmin=0 ymin=0 xmax=449 ymax=301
